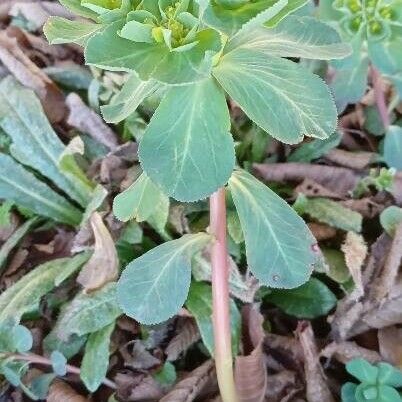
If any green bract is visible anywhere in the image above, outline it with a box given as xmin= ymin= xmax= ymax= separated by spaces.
xmin=342 ymin=359 xmax=402 ymax=402
xmin=319 ymin=0 xmax=402 ymax=109
xmin=45 ymin=0 xmax=350 ymax=202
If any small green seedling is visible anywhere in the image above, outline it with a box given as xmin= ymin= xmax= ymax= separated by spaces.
xmin=0 ymin=320 xmax=67 ymax=400
xmin=342 ymin=358 xmax=402 ymax=402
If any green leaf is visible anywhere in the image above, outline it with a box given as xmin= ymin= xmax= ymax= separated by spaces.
xmin=376 ymin=385 xmax=402 ymax=402
xmin=0 ymin=217 xmax=39 ymax=272
xmin=13 ymin=325 xmax=33 ymax=353
xmin=43 ymin=331 xmax=86 ymax=360
xmin=59 ymin=0 xmax=99 ymax=20
xmin=153 ymin=362 xmax=177 ymax=386
xmin=81 ymin=322 xmax=114 ymax=392
xmin=139 ymin=78 xmax=235 ymax=201
xmin=113 ymin=173 xmax=169 ymax=222
xmin=0 ymin=77 xmax=93 ymax=207
xmin=341 ymin=383 xmax=358 ymax=402
xmin=101 ymin=74 xmax=160 ymax=123
xmin=228 ymin=170 xmax=317 ymax=288
xmin=322 ymin=248 xmax=350 ymax=284
xmin=384 ymin=125 xmax=402 ymax=171
xmin=268 ymin=278 xmax=337 ymax=318
xmin=0 ymin=154 xmax=82 ymax=226
xmin=117 ymin=233 xmax=211 ymax=324
xmin=226 ymin=15 xmax=351 ymax=60
xmin=186 ymin=281 xmax=241 ymax=356
xmin=204 ymin=0 xmax=308 ymax=37
xmin=85 ymin=21 xmax=220 ymax=85
xmin=346 ymin=359 xmax=378 ymax=384
xmin=44 ymin=17 xmax=104 ymax=46
xmin=0 ymin=253 xmax=89 ymax=322
xmin=50 ymin=351 xmax=67 ymax=376
xmin=55 ymin=282 xmax=121 ymax=341
xmin=294 ymin=195 xmax=363 ymax=232
xmin=377 ymin=362 xmax=402 ymax=388
xmin=288 ymin=132 xmax=342 ymax=162
xmin=380 ymin=206 xmax=402 ymax=236
xmin=213 ymin=48 xmax=337 ymax=144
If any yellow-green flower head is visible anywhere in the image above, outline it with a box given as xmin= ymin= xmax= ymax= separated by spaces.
xmin=333 ymin=0 xmax=402 ymax=40
xmin=118 ymin=0 xmax=202 ymax=50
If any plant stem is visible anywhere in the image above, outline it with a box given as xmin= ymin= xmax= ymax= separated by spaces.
xmin=8 ymin=352 xmax=117 ymax=389
xmin=210 ymin=188 xmax=239 ymax=402
xmin=371 ymin=66 xmax=390 ymax=130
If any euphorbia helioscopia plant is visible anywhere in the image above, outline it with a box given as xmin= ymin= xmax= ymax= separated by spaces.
xmin=45 ymin=0 xmax=350 ymax=399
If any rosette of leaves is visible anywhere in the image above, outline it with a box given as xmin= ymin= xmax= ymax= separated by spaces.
xmin=46 ymin=0 xmax=350 ymax=202
xmin=342 ymin=358 xmax=402 ymax=401
xmin=319 ymin=0 xmax=402 ymax=110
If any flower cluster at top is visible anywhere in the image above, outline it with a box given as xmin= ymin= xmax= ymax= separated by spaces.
xmin=332 ymin=0 xmax=402 ymax=39
xmin=119 ymin=1 xmax=199 ymax=49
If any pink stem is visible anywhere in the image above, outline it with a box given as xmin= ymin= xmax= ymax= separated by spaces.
xmin=9 ymin=352 xmax=117 ymax=389
xmin=371 ymin=66 xmax=390 ymax=129
xmin=210 ymin=188 xmax=239 ymax=402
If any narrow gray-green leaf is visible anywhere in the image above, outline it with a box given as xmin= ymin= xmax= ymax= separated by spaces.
xmin=384 ymin=125 xmax=402 ymax=171
xmin=113 ymin=173 xmax=169 ymax=222
xmin=226 ymin=15 xmax=350 ymax=60
xmin=81 ymin=322 xmax=114 ymax=392
xmin=0 ymin=77 xmax=93 ymax=206
xmin=228 ymin=170 xmax=316 ymax=288
xmin=101 ymin=74 xmax=160 ymax=123
xmin=139 ymin=78 xmax=235 ymax=201
xmin=55 ymin=282 xmax=121 ymax=341
xmin=59 ymin=0 xmax=98 ymax=20
xmin=269 ymin=278 xmax=337 ymax=318
xmin=0 ymin=253 xmax=89 ymax=322
xmin=213 ymin=49 xmax=337 ymax=144
xmin=0 ymin=154 xmax=82 ymax=226
xmin=186 ymin=281 xmax=240 ymax=356
xmin=117 ymin=233 xmax=211 ymax=324
xmin=294 ymin=195 xmax=363 ymax=232
xmin=44 ymin=17 xmax=103 ymax=46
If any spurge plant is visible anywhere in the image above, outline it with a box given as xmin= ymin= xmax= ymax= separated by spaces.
xmin=45 ymin=0 xmax=351 ymax=400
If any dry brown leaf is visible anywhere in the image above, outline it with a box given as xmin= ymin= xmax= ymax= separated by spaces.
xmin=120 ymin=340 xmax=160 ymax=370
xmin=115 ymin=372 xmax=164 ymax=401
xmin=77 ymin=212 xmax=119 ymax=292
xmin=324 ymin=149 xmax=375 ymax=170
xmin=307 ymin=223 xmax=337 ymax=241
xmin=295 ymin=179 xmax=342 ymax=199
xmin=235 ymin=305 xmax=266 ymax=402
xmin=47 ymin=380 xmax=88 ymax=402
xmin=341 ymin=232 xmax=367 ymax=298
xmin=0 ymin=29 xmax=66 ymax=123
xmin=253 ymin=163 xmax=360 ymax=197
xmin=392 ymin=173 xmax=402 ymax=205
xmin=348 ymin=278 xmax=402 ymax=337
xmin=340 ymin=197 xmax=384 ymax=218
xmin=160 ymin=360 xmax=217 ymax=402
xmin=320 ymin=341 xmax=381 ymax=364
xmin=296 ymin=322 xmax=335 ymax=402
xmin=66 ymin=93 xmax=119 ymax=151
xmin=370 ymin=222 xmax=402 ymax=301
xmin=166 ymin=318 xmax=200 ymax=361
xmin=378 ymin=327 xmax=402 ymax=369
xmin=265 ymin=371 xmax=300 ymax=402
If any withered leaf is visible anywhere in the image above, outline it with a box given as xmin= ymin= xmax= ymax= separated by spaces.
xmin=77 ymin=212 xmax=119 ymax=292
xmin=235 ymin=305 xmax=266 ymax=402
xmin=296 ymin=322 xmax=335 ymax=402
xmin=160 ymin=360 xmax=217 ymax=402
xmin=378 ymin=326 xmax=402 ymax=369
xmin=47 ymin=380 xmax=88 ymax=402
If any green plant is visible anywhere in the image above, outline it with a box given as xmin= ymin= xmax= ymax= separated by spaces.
xmin=342 ymin=358 xmax=402 ymax=402
xmin=319 ymin=0 xmax=402 ymax=112
xmin=45 ymin=1 xmax=351 ymax=399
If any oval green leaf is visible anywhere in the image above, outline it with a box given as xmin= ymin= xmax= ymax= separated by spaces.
xmin=117 ymin=233 xmax=211 ymax=324
xmin=228 ymin=170 xmax=317 ymax=288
